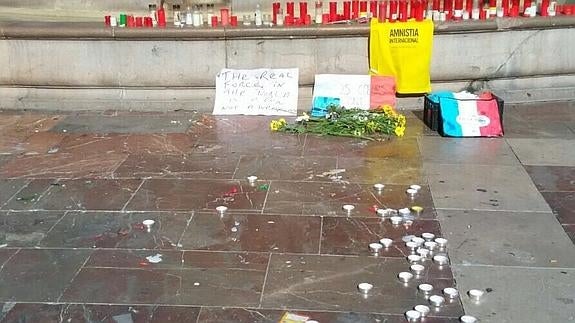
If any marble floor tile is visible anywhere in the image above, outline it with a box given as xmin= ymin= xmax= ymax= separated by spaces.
xmin=0 ymin=210 xmax=66 ymax=247
xmin=0 ymin=303 xmax=201 ymax=323
xmin=453 ymin=265 xmax=575 ymax=323
xmin=125 ymin=179 xmax=268 ymax=212
xmin=262 ymin=254 xmax=464 ymax=316
xmin=188 ymin=115 xmax=288 ymax=142
xmin=179 ymin=212 xmax=321 ymax=253
xmin=61 ymin=250 xmax=268 ymax=307
xmin=321 ymin=217 xmax=445 ymax=260
xmin=0 ymin=115 xmax=61 ymax=154
xmin=263 ymin=181 xmax=381 ymax=216
xmin=337 ymin=157 xmax=425 ymax=185
xmin=524 ymin=165 xmax=575 ymax=192
xmin=507 ymin=138 xmax=575 ymax=166
xmin=503 ymin=119 xmax=575 ymax=139
xmin=15 ymin=131 xmax=66 ymax=155
xmin=425 ymin=163 xmax=550 ymax=212
xmin=0 ymin=179 xmax=28 ymax=206
xmin=437 ymin=210 xmax=575 ymax=268
xmin=5 ymin=179 xmax=143 ymax=211
xmin=114 ymin=153 xmax=240 ymax=179
xmin=512 ymin=101 xmax=575 ymax=122
xmin=418 ymin=137 xmax=519 ymax=165
xmin=56 ymin=133 xmax=131 ymax=155
xmin=233 ymin=155 xmax=338 ymax=181
xmin=40 ymin=211 xmax=193 ymax=249
xmin=196 ymin=307 xmax=460 ymax=322
xmin=125 ymin=134 xmax=198 ymax=154
xmin=303 ymin=136 xmax=421 ymax=160
xmin=541 ymin=191 xmax=575 ymax=224
xmin=0 ymin=249 xmax=91 ymax=302
xmin=50 ymin=115 xmax=196 ymax=133
xmin=0 ymin=151 xmax=128 ymax=179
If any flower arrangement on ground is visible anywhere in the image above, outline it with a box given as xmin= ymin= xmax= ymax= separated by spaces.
xmin=270 ymin=105 xmax=406 ymax=140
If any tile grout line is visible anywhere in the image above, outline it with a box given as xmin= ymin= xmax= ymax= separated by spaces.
xmin=318 ymin=216 xmax=323 ymax=255
xmin=56 ymin=250 xmax=93 ymax=303
xmin=260 ymin=181 xmax=272 ymax=215
xmin=257 ymin=253 xmax=273 ymax=308
xmin=231 ymin=155 xmax=243 ymax=180
xmin=195 ymin=306 xmax=203 ymax=323
xmin=175 ymin=211 xmax=195 ymax=248
xmin=0 ymin=248 xmax=21 ymax=274
xmin=120 ymin=178 xmax=147 ymax=212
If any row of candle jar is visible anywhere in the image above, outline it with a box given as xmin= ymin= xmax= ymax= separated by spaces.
xmin=105 ymin=0 xmax=575 ymax=28
xmin=271 ymin=0 xmax=574 ymax=24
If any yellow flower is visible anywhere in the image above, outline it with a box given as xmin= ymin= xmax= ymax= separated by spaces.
xmin=382 ymin=105 xmax=396 ymax=116
xmin=394 ymin=125 xmax=405 ymax=137
xmin=270 ymin=118 xmax=287 ymax=131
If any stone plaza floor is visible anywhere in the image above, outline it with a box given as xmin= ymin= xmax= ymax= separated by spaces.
xmin=0 ymin=101 xmax=574 ymax=322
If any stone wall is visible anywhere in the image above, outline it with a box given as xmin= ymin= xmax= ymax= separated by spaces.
xmin=1 ymin=17 xmax=574 ymax=110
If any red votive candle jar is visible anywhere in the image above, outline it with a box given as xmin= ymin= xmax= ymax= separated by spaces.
xmin=273 ymin=2 xmax=281 ymax=24
xmin=329 ymin=2 xmax=338 ymax=21
xmin=541 ymin=0 xmax=549 ymax=17
xmin=479 ymin=7 xmax=487 ymax=18
xmin=360 ymin=1 xmax=368 ymax=13
xmin=410 ymin=0 xmax=417 ymax=18
xmin=510 ymin=3 xmax=519 ymax=15
xmin=343 ymin=1 xmax=352 ymax=19
xmin=135 ymin=16 xmax=143 ymax=27
xmin=466 ymin=0 xmax=473 ymax=11
xmin=300 ymin=2 xmax=308 ymax=19
xmin=352 ymin=0 xmax=360 ymax=18
xmin=398 ymin=0 xmax=408 ymax=21
xmin=322 ymin=13 xmax=330 ymax=22
xmin=211 ymin=16 xmax=218 ymax=26
xmin=144 ymin=17 xmax=153 ymax=27
xmin=285 ymin=15 xmax=295 ymax=25
xmin=390 ymin=0 xmax=398 ymax=21
xmin=220 ymin=8 xmax=229 ymax=26
xmin=379 ymin=1 xmax=387 ymax=21
xmin=370 ymin=1 xmax=378 ymax=17
xmin=417 ymin=0 xmax=425 ymax=20
xmin=127 ymin=15 xmax=135 ymax=27
xmin=523 ymin=0 xmax=531 ymax=14
xmin=502 ymin=0 xmax=509 ymax=15
xmin=444 ymin=0 xmax=453 ymax=16
xmin=287 ymin=2 xmax=295 ymax=16
xmin=230 ymin=15 xmax=238 ymax=26
xmin=433 ymin=0 xmax=440 ymax=11
xmin=157 ymin=7 xmax=166 ymax=27
xmin=105 ymin=15 xmax=111 ymax=26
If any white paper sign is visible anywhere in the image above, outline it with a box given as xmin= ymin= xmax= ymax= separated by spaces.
xmin=313 ymin=74 xmax=371 ymax=110
xmin=213 ymin=68 xmax=299 ymax=116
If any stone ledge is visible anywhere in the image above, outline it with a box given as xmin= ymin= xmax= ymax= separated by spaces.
xmin=1 ymin=16 xmax=574 ymax=40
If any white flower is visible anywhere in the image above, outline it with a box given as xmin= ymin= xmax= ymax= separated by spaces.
xmin=296 ymin=113 xmax=310 ymax=122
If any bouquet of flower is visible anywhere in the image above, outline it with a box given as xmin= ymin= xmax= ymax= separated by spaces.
xmin=270 ymin=105 xmax=406 ymax=140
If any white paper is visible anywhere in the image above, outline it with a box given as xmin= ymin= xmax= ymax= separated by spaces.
xmin=312 ymin=74 xmax=371 ymax=110
xmin=213 ymin=68 xmax=299 ymax=116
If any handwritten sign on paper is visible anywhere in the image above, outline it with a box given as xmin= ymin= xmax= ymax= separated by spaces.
xmin=312 ymin=74 xmax=396 ymax=110
xmin=213 ymin=68 xmax=299 ymax=116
